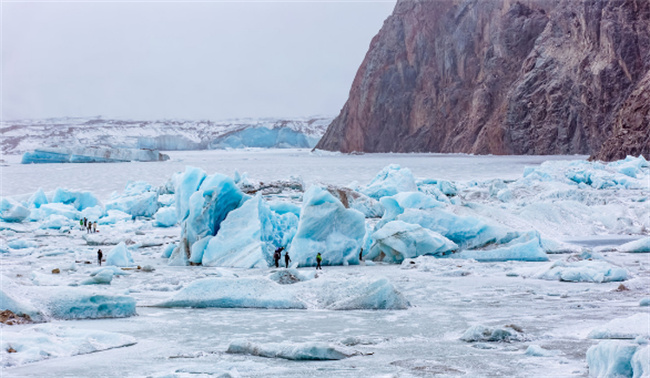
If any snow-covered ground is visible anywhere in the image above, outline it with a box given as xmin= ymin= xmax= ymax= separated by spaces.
xmin=1 ymin=150 xmax=649 ymax=377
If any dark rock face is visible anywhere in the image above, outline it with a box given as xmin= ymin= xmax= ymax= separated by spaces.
xmin=316 ymin=0 xmax=650 ymax=160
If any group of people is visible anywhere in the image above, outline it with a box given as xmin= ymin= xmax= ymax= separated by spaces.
xmin=271 ymin=247 xmax=327 ymax=270
xmin=80 ymin=217 xmax=98 ymax=234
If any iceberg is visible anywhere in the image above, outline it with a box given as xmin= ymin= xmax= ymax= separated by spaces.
xmin=367 ymin=220 xmax=457 ymax=263
xmin=51 ymin=188 xmax=100 ymax=211
xmin=21 ymin=146 xmax=169 ymax=164
xmin=156 ymin=277 xmax=307 ymax=309
xmin=98 ymin=209 xmax=132 ymax=225
xmin=452 ymin=232 xmax=549 ymax=262
xmin=632 ymin=346 xmax=649 ymax=378
xmin=326 ymin=185 xmax=384 ymax=218
xmin=0 ymin=198 xmax=30 ymax=223
xmin=45 ymin=289 xmax=137 ymax=319
xmin=226 ymin=339 xmax=358 ymax=360
xmin=105 ymin=185 xmax=159 ymax=218
xmin=588 ymin=314 xmax=650 ymax=340
xmin=0 ymin=289 xmax=44 ymax=322
xmin=32 ymin=203 xmax=80 ymax=221
xmin=460 ymin=325 xmax=524 ymax=342
xmin=7 ymin=239 xmax=38 ymax=249
xmin=175 ymin=166 xmax=207 ymax=222
xmin=201 ymin=195 xmax=298 ymax=268
xmin=27 ymin=188 xmax=48 ymax=208
xmin=0 ymin=324 xmax=136 ymax=367
xmin=299 ymin=277 xmax=410 ymax=310
xmin=40 ymin=214 xmax=73 ymax=230
xmin=380 ymin=192 xmax=444 ymax=220
xmin=153 ymin=206 xmax=177 ymax=227
xmin=362 ymin=164 xmax=418 ymax=199
xmin=80 ymin=270 xmax=114 ymax=285
xmin=587 ymin=341 xmax=638 ymax=378
xmin=618 ymin=237 xmax=650 ymax=253
xmin=105 ymin=242 xmax=135 ymax=267
xmin=289 ymin=186 xmax=366 ymax=267
xmin=536 ymin=259 xmax=629 ymax=283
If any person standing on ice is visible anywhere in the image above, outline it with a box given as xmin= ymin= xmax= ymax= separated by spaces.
xmin=284 ymin=251 xmax=291 ymax=268
xmin=359 ymin=248 xmax=364 ymax=262
xmin=273 ymin=247 xmax=283 ymax=268
xmin=83 ymin=217 xmax=87 ymax=228
xmin=92 ymin=222 xmax=97 ymax=233
xmin=97 ymin=249 xmax=103 ymax=266
xmin=316 ymin=253 xmax=323 ymax=270
xmin=87 ymin=221 xmax=92 ymax=234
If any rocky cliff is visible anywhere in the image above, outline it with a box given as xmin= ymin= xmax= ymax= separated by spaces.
xmin=316 ymin=0 xmax=650 ymax=159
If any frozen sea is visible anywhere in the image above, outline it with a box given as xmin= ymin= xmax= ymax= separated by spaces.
xmin=1 ymin=149 xmax=649 ymax=377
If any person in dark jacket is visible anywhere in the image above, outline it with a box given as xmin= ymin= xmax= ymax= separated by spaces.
xmin=316 ymin=253 xmax=323 ymax=270
xmin=359 ymin=248 xmax=364 ymax=262
xmin=284 ymin=251 xmax=291 ymax=268
xmin=97 ymin=249 xmax=103 ymax=266
xmin=273 ymin=247 xmax=284 ymax=268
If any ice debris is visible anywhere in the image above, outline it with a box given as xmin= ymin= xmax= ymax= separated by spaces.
xmin=105 ymin=242 xmax=135 ymax=267
xmin=45 ymin=289 xmax=137 ymax=319
xmin=0 ymin=289 xmax=44 ymax=322
xmin=226 ymin=339 xmax=359 ymax=360
xmin=460 ymin=325 xmax=524 ymax=342
xmin=105 ymin=181 xmax=160 ymax=217
xmin=618 ymin=237 xmax=650 ymax=253
xmin=367 ymin=220 xmax=457 ymax=263
xmin=525 ymin=345 xmax=558 ymax=357
xmin=0 ymin=198 xmax=30 ymax=223
xmin=536 ymin=259 xmax=629 ymax=283
xmin=587 ymin=341 xmax=648 ymax=378
xmin=588 ymin=314 xmax=650 ymax=340
xmin=153 ymin=206 xmax=177 ymax=227
xmin=452 ymin=232 xmax=549 ymax=262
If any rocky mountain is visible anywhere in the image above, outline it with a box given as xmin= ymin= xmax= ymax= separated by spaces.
xmin=316 ymin=0 xmax=650 ymax=160
xmin=1 ymin=116 xmax=332 ymax=156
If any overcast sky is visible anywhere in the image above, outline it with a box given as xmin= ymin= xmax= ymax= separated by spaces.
xmin=1 ymin=0 xmax=396 ymax=121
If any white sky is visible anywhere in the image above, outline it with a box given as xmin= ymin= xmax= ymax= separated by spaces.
xmin=1 ymin=0 xmax=396 ymax=121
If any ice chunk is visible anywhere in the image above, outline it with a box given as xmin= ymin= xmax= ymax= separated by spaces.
xmin=189 ymin=236 xmax=213 ymax=264
xmin=267 ymin=268 xmax=313 ymax=285
xmin=181 ymin=173 xmax=247 ymax=249
xmin=525 ymin=345 xmax=558 ymax=357
xmin=460 ymin=325 xmax=524 ymax=342
xmin=98 ymin=209 xmax=132 ymax=225
xmin=589 ymin=314 xmax=650 ymax=340
xmin=380 ymin=192 xmax=444 ymax=220
xmin=7 ymin=239 xmax=38 ymax=249
xmin=587 ymin=341 xmax=638 ymax=378
xmin=452 ymin=232 xmax=549 ymax=262
xmin=367 ymin=220 xmax=457 ymax=263
xmin=397 ymin=208 xmax=519 ymax=250
xmin=300 ymin=277 xmax=410 ymax=310
xmin=226 ymin=339 xmax=358 ymax=360
xmin=27 ymin=188 xmax=48 ymax=208
xmin=0 ymin=289 xmax=44 ymax=322
xmin=106 ymin=190 xmax=159 ymax=218
xmin=175 ymin=166 xmax=207 ymax=222
xmin=0 ymin=198 xmax=30 ymax=222
xmin=156 ymin=277 xmax=307 ymax=309
xmin=202 ymin=195 xmax=298 ymax=268
xmin=326 ymin=185 xmax=384 ymax=218
xmin=46 ymin=289 xmax=137 ymax=319
xmin=289 ymin=186 xmax=366 ymax=267
xmin=536 ymin=259 xmax=629 ymax=283
xmin=32 ymin=203 xmax=80 ymax=221
xmin=80 ymin=270 xmax=113 ymax=285
xmin=641 ymin=298 xmax=650 ymax=307
xmin=362 ymin=164 xmax=418 ymax=199
xmin=618 ymin=237 xmax=650 ymax=253
xmin=40 ymin=214 xmax=73 ymax=229
xmin=80 ymin=205 xmax=105 ymax=221
xmin=632 ymin=346 xmax=649 ymax=378
xmin=154 ymin=206 xmax=177 ymax=227
xmin=161 ymin=243 xmax=176 ymax=258
xmin=51 ymin=188 xmax=100 ymax=211
xmin=0 ymin=324 xmax=137 ymax=367
xmin=105 ymin=242 xmax=135 ymax=267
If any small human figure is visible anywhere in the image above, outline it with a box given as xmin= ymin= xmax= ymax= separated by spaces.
xmin=92 ymin=222 xmax=97 ymax=233
xmin=83 ymin=217 xmax=88 ymax=228
xmin=132 ymin=215 xmax=136 ymax=223
xmin=87 ymin=221 xmax=92 ymax=234
xmin=273 ymin=247 xmax=284 ymax=268
xmin=359 ymin=248 xmax=364 ymax=262
xmin=97 ymin=249 xmax=103 ymax=266
xmin=316 ymin=253 xmax=323 ymax=270
xmin=79 ymin=218 xmax=84 ymax=230
xmin=284 ymin=251 xmax=291 ymax=268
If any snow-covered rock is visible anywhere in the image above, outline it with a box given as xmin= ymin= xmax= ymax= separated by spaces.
xmin=201 ymin=195 xmax=298 ymax=268
xmin=368 ymin=220 xmax=457 ymax=263
xmin=536 ymin=259 xmax=629 ymax=283
xmin=589 ymin=314 xmax=650 ymax=340
xmin=105 ymin=242 xmax=135 ymax=267
xmin=0 ymin=324 xmax=136 ymax=367
xmin=226 ymin=339 xmax=358 ymax=360
xmin=289 ymin=186 xmax=366 ymax=267
xmin=21 ymin=146 xmax=169 ymax=164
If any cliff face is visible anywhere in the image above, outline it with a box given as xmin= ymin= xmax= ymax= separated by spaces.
xmin=316 ymin=0 xmax=650 ymax=159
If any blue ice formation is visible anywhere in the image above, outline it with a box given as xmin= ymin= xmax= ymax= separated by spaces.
xmin=362 ymin=164 xmax=418 ymax=199
xmin=641 ymin=298 xmax=650 ymax=307
xmin=0 ymin=289 xmax=44 ymax=322
xmin=27 ymin=188 xmax=48 ymax=208
xmin=302 ymin=277 xmax=410 ymax=310
xmin=80 ymin=206 xmax=105 ymax=222
xmin=156 ymin=277 xmax=307 ymax=309
xmin=188 ymin=235 xmax=212 ymax=264
xmin=588 ymin=314 xmax=650 ymax=340
xmin=201 ymin=195 xmax=298 ymax=268
xmin=161 ymin=243 xmax=176 ymax=258
xmin=21 ymin=147 xmax=169 ymax=164
xmin=289 ymin=186 xmax=366 ymax=267
xmin=39 ymin=214 xmax=73 ymax=230
xmin=587 ymin=341 xmax=641 ymax=378
xmin=52 ymin=188 xmax=100 ymax=211
xmin=452 ymin=232 xmax=549 ymax=262
xmin=632 ymin=346 xmax=649 ymax=378
xmin=105 ymin=181 xmax=159 ymax=217
xmin=367 ymin=220 xmax=457 ymax=263
xmin=226 ymin=339 xmax=357 ymax=360
xmin=536 ymin=259 xmax=629 ymax=283
xmin=0 ymin=198 xmax=30 ymax=223
xmin=525 ymin=345 xmax=557 ymax=357
xmin=7 ymin=239 xmax=37 ymax=249
xmin=460 ymin=325 xmax=524 ymax=342
xmin=80 ymin=270 xmax=113 ymax=285
xmin=106 ymin=242 xmax=135 ymax=267
xmin=175 ymin=167 xmax=207 ymax=222
xmin=209 ymin=126 xmax=320 ymax=149
xmin=153 ymin=206 xmax=177 ymax=227
xmin=618 ymin=237 xmax=650 ymax=253
xmin=46 ymin=290 xmax=137 ymax=319
xmin=30 ymin=203 xmax=80 ymax=222
xmin=98 ymin=210 xmax=131 ymax=225
xmin=380 ymin=192 xmax=444 ymax=221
